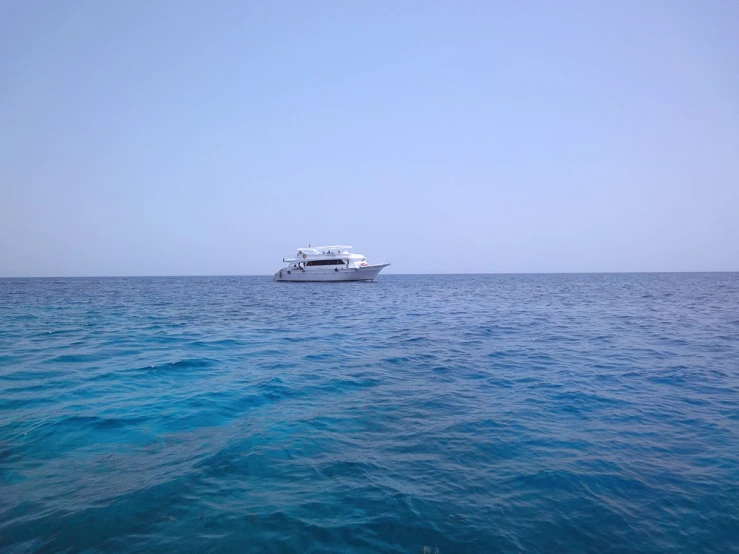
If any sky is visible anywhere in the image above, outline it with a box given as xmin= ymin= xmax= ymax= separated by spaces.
xmin=1 ymin=0 xmax=738 ymax=276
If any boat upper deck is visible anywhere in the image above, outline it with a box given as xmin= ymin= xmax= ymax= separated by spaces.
xmin=297 ymin=245 xmax=353 ymax=256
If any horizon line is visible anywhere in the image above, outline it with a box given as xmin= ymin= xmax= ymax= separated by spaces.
xmin=1 ymin=270 xmax=738 ymax=279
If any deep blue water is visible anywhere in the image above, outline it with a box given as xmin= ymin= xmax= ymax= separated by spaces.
xmin=1 ymin=274 xmax=738 ymax=553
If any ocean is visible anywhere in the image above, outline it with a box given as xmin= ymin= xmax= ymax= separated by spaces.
xmin=1 ymin=273 xmax=738 ymax=553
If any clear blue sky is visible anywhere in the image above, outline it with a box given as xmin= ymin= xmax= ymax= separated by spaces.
xmin=1 ymin=1 xmax=737 ymax=276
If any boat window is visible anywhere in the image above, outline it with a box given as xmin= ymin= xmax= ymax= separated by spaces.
xmin=306 ymin=259 xmax=347 ymax=266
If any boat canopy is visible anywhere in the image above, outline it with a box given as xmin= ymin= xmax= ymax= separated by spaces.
xmin=298 ymin=245 xmax=352 ymax=255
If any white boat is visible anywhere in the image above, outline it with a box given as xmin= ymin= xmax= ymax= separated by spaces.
xmin=273 ymin=245 xmax=390 ymax=282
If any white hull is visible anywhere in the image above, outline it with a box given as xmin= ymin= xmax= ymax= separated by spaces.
xmin=274 ymin=263 xmax=389 ymax=282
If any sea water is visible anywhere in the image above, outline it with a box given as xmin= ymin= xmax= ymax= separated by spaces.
xmin=1 ymin=274 xmax=738 ymax=553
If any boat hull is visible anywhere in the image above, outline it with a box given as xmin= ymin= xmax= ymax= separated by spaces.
xmin=273 ymin=264 xmax=389 ymax=282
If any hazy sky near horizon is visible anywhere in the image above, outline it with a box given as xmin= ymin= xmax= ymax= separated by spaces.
xmin=1 ymin=1 xmax=738 ymax=276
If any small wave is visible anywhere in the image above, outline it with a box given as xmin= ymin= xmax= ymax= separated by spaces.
xmin=115 ymin=358 xmax=218 ymax=377
xmin=44 ymin=353 xmax=101 ymax=364
xmin=305 ymin=353 xmax=335 ymax=361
